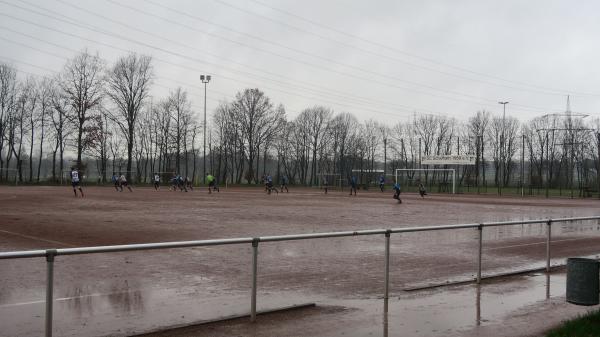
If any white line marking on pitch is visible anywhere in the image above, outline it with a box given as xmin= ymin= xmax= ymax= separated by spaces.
xmin=0 ymin=290 xmax=137 ymax=308
xmin=0 ymin=229 xmax=74 ymax=247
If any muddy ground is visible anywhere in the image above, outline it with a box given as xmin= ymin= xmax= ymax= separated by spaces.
xmin=0 ymin=186 xmax=599 ymax=336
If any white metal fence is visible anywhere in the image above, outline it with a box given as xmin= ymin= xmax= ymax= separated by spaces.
xmin=1 ymin=215 xmax=599 ymax=337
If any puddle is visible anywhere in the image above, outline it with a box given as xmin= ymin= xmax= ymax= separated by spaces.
xmin=0 ymin=268 xmax=594 ymax=337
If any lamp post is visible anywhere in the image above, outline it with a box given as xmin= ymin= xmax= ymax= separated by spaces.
xmin=200 ymin=75 xmax=211 ymax=184
xmin=498 ymin=101 xmax=509 ymax=195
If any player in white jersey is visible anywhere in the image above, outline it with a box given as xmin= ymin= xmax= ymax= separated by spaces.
xmin=70 ymin=167 xmax=84 ymax=197
xmin=153 ymin=173 xmax=160 ymax=190
xmin=119 ymin=174 xmax=133 ymax=192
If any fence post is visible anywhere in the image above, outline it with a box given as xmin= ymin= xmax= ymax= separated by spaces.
xmin=45 ymin=249 xmax=57 ymax=337
xmin=251 ymin=238 xmax=259 ymax=322
xmin=384 ymin=230 xmax=391 ymax=313
xmin=477 ymin=225 xmax=483 ymax=284
xmin=546 ymin=220 xmax=552 ymax=273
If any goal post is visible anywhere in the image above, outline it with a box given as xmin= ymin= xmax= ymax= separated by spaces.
xmin=395 ymin=168 xmax=456 ymax=194
xmin=316 ymin=173 xmax=343 ymax=190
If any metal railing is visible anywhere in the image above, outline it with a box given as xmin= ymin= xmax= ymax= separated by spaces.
xmin=1 ymin=215 xmax=599 ymax=337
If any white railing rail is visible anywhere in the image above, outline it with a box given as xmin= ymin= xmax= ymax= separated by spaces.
xmin=1 ymin=215 xmax=599 ymax=337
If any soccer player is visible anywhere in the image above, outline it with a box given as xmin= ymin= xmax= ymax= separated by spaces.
xmin=177 ymin=175 xmax=187 ymax=192
xmin=266 ymin=174 xmax=278 ymax=194
xmin=185 ymin=176 xmax=193 ymax=191
xmin=393 ymin=181 xmax=402 ymax=204
xmin=112 ymin=173 xmax=120 ymax=192
xmin=119 ymin=174 xmax=133 ymax=192
xmin=379 ymin=174 xmax=385 ymax=192
xmin=212 ymin=177 xmax=220 ymax=192
xmin=153 ymin=173 xmax=160 ymax=190
xmin=418 ymin=182 xmax=427 ymax=198
xmin=70 ymin=167 xmax=84 ymax=197
xmin=349 ymin=175 xmax=357 ymax=196
xmin=206 ymin=173 xmax=216 ymax=194
xmin=280 ymin=175 xmax=289 ymax=193
xmin=170 ymin=174 xmax=178 ymax=191
xmin=322 ymin=176 xmax=329 ymax=194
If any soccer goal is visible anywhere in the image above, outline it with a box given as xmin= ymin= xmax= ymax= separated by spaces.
xmin=153 ymin=171 xmax=177 ymax=183
xmin=395 ymin=168 xmax=456 ymax=194
xmin=317 ymin=173 xmax=343 ymax=190
xmin=0 ymin=168 xmax=18 ymax=185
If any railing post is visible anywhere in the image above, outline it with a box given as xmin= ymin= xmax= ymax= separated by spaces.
xmin=384 ymin=230 xmax=391 ymax=313
xmin=476 ymin=284 xmax=481 ymax=326
xmin=546 ymin=220 xmax=552 ymax=273
xmin=45 ymin=249 xmax=57 ymax=337
xmin=477 ymin=224 xmax=483 ymax=284
xmin=251 ymin=238 xmax=259 ymax=322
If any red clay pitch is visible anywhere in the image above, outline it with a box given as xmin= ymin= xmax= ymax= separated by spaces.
xmin=0 ymin=185 xmax=599 ymax=336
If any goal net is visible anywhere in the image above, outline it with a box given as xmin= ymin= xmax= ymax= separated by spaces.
xmin=317 ymin=173 xmax=343 ymax=190
xmin=152 ymin=171 xmax=177 ymax=184
xmin=351 ymin=169 xmax=384 ymax=189
xmin=395 ymin=168 xmax=456 ymax=194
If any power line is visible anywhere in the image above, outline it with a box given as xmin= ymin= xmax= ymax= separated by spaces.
xmin=247 ymin=0 xmax=600 ymax=98
xmin=2 ymin=1 xmax=451 ymax=116
xmin=43 ymin=0 xmax=444 ymax=115
xmin=0 ymin=55 xmax=240 ymax=115
xmin=0 ymin=33 xmax=429 ymax=120
xmin=212 ymin=0 xmax=590 ymax=98
xmin=0 ymin=1 xmax=562 ymax=115
xmin=136 ymin=0 xmax=561 ymax=112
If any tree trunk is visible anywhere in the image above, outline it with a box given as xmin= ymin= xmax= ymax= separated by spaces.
xmin=127 ymin=128 xmax=134 ymax=182
xmin=77 ymin=118 xmax=84 ymax=167
xmin=52 ymin=144 xmax=57 ymax=182
xmin=29 ymin=123 xmax=34 ymax=182
xmin=37 ymin=119 xmax=45 ymax=182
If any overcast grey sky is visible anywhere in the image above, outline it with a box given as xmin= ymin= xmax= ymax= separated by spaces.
xmin=0 ymin=0 xmax=598 ymax=123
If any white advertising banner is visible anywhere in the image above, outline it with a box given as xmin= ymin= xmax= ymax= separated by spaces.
xmin=422 ymin=155 xmax=476 ymax=165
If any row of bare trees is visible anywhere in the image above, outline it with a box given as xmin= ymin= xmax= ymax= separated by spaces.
xmin=1 ymin=51 xmax=599 ymax=195
xmin=213 ymin=98 xmax=600 ymax=195
xmin=0 ymin=51 xmax=199 ymax=184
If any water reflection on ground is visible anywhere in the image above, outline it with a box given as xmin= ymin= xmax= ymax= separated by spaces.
xmin=0 ymin=271 xmax=587 ymax=337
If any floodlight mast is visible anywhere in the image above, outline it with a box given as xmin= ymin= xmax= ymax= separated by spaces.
xmin=200 ymin=75 xmax=211 ymax=184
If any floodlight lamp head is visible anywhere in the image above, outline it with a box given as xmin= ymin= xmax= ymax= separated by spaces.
xmin=200 ymin=75 xmax=205 ymax=81
xmin=207 ymin=75 xmax=211 ymax=82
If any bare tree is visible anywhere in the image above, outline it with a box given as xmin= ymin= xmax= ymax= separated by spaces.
xmin=0 ymin=63 xmax=17 ymax=180
xmin=231 ymin=88 xmax=283 ymax=184
xmin=50 ymin=85 xmax=71 ymax=182
xmin=167 ymin=88 xmax=192 ymax=174
xmin=36 ymin=78 xmax=53 ymax=182
xmin=104 ymin=53 xmax=153 ymax=181
xmin=329 ymin=112 xmax=359 ymax=180
xmin=468 ymin=110 xmax=490 ymax=188
xmin=9 ymin=80 xmax=35 ymax=182
xmin=59 ymin=50 xmax=104 ymax=168
xmin=87 ymin=107 xmax=111 ymax=182
xmin=296 ymin=106 xmax=331 ymax=185
xmin=363 ymin=119 xmax=381 ymax=183
xmin=26 ymin=78 xmax=39 ymax=182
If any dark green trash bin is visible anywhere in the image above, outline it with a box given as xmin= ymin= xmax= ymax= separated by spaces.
xmin=566 ymin=258 xmax=599 ymax=306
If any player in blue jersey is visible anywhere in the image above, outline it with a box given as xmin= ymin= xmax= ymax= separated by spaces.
xmin=349 ymin=175 xmax=357 ymax=196
xmin=393 ymin=181 xmax=402 ymax=204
